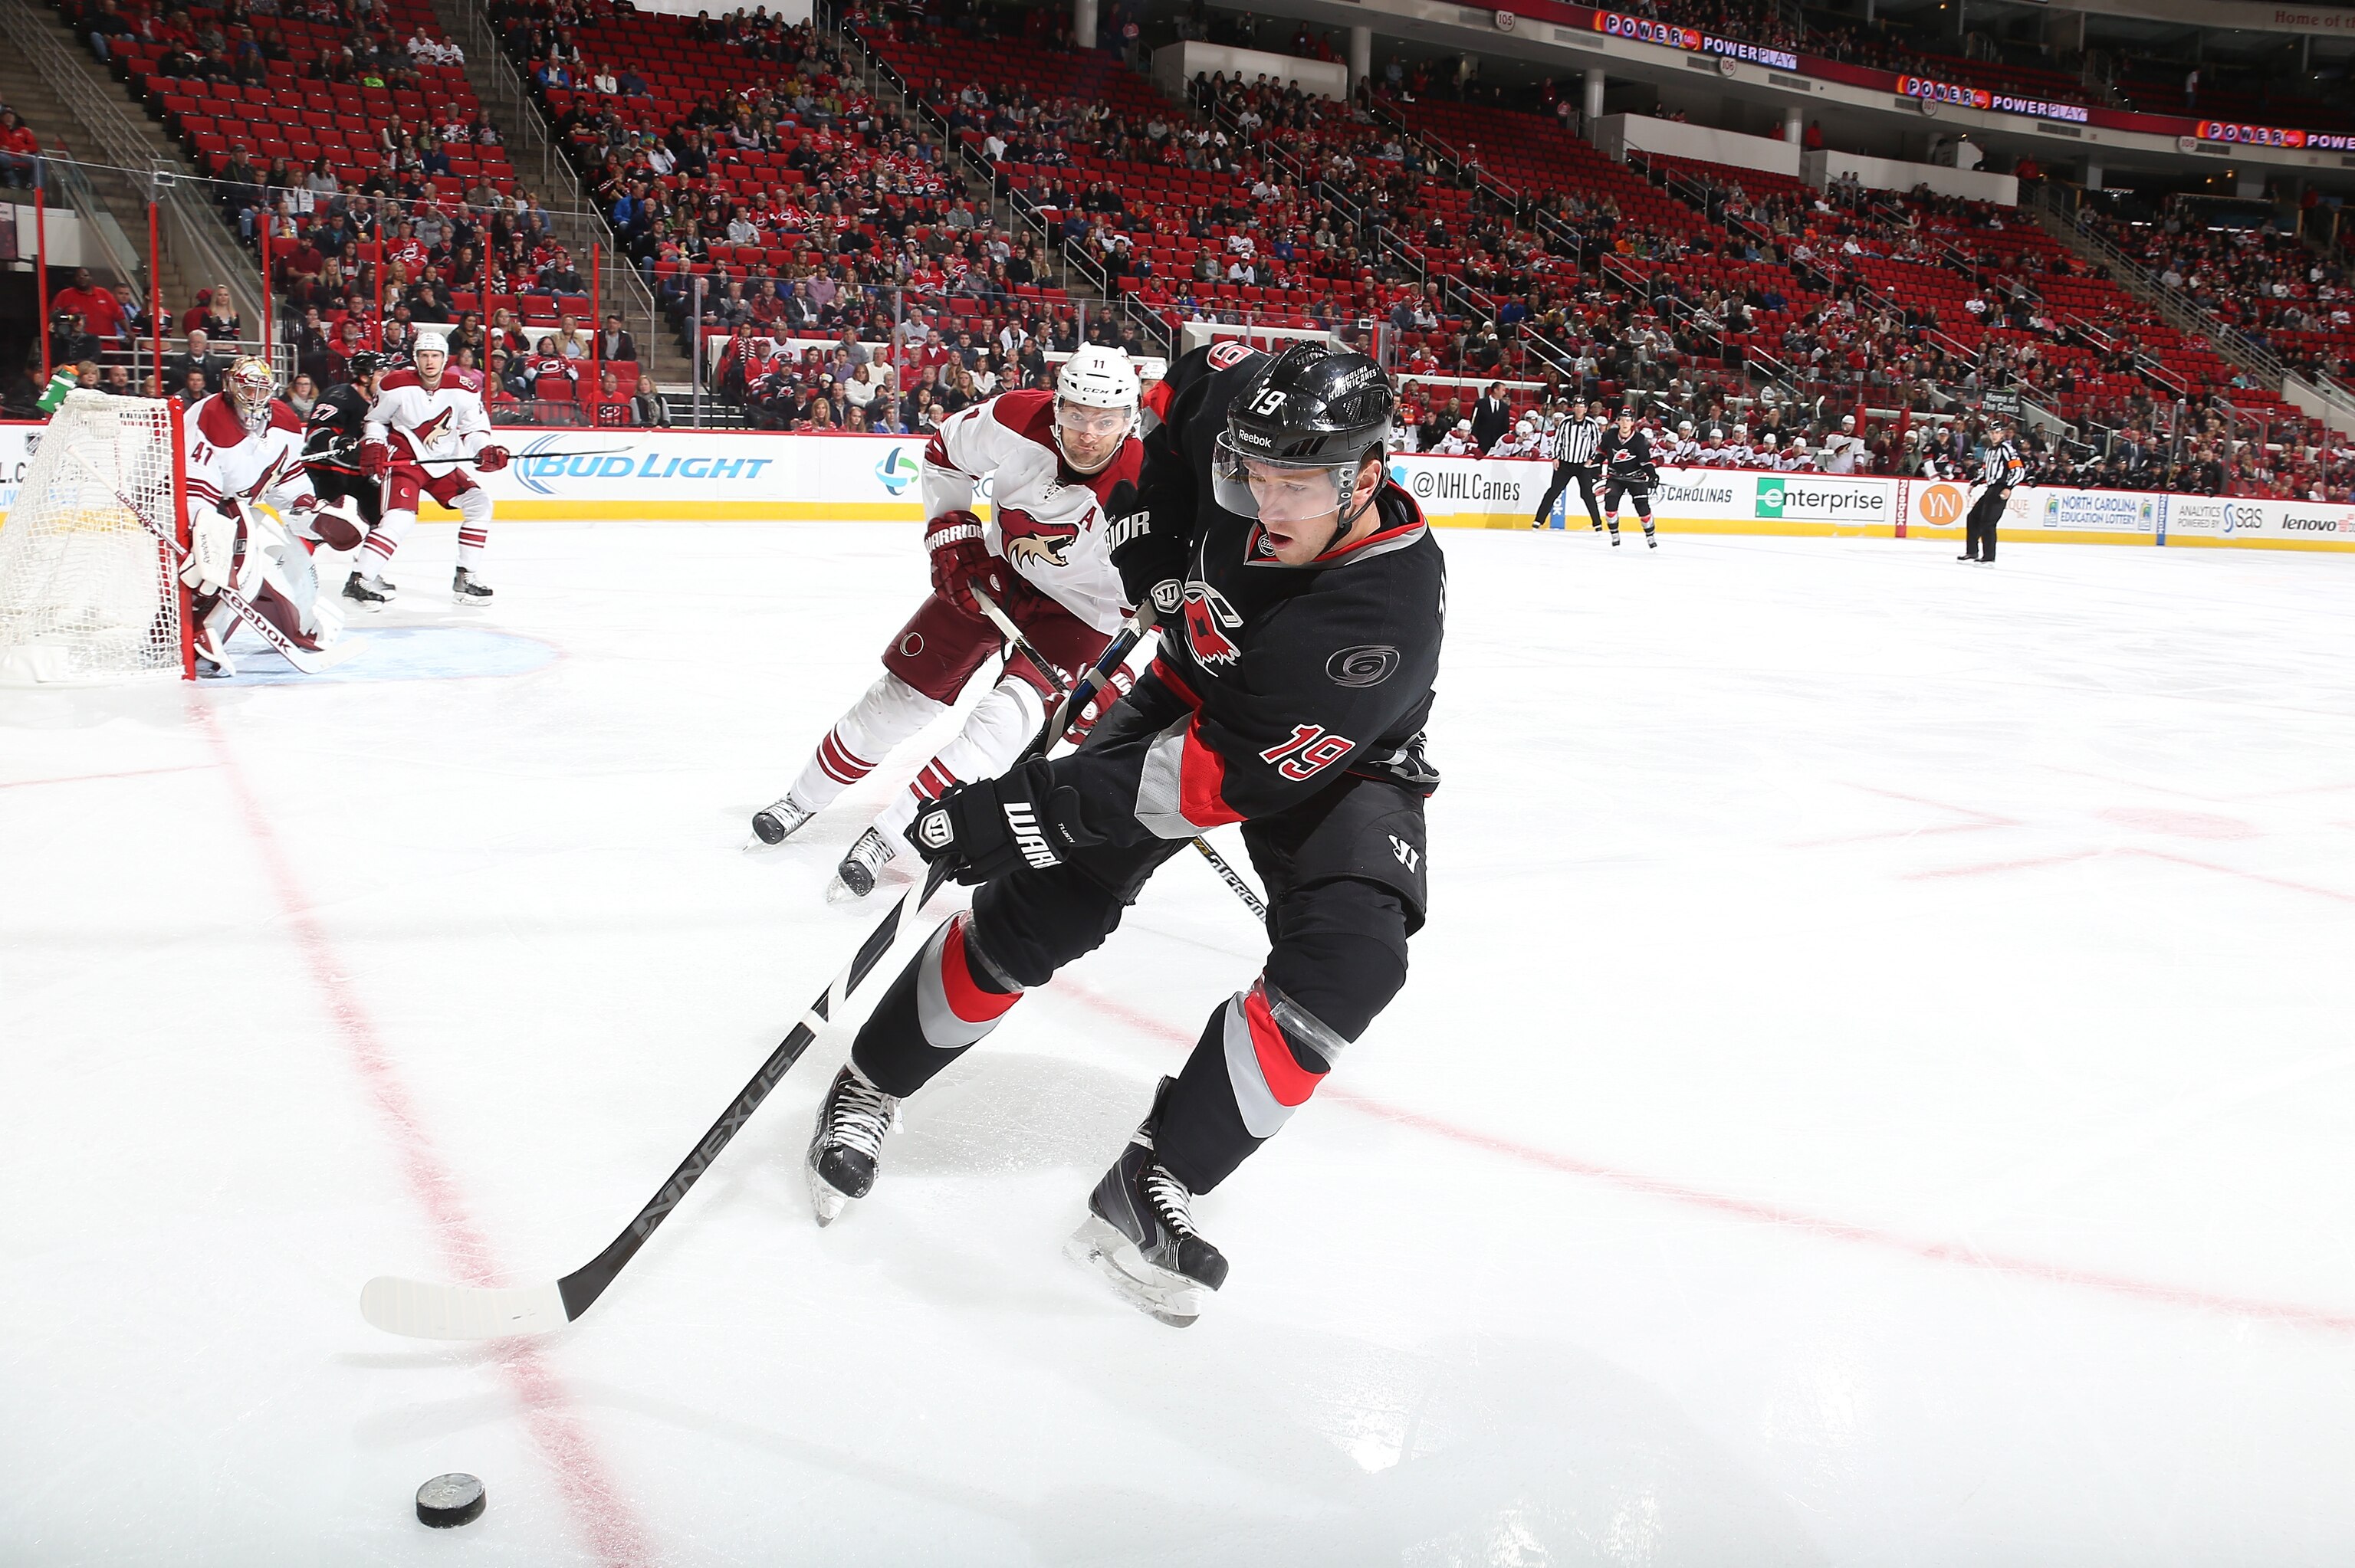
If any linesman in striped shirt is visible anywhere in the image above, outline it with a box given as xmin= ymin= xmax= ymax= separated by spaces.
xmin=1531 ymin=395 xmax=1606 ymax=532
xmin=1962 ymin=419 xmax=2024 ymax=565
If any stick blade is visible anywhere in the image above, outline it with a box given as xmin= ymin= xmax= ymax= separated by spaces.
xmin=360 ymin=1275 xmax=573 ymax=1340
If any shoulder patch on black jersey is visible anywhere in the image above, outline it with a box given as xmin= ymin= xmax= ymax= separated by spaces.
xmin=1207 ymin=340 xmax=1256 ymax=371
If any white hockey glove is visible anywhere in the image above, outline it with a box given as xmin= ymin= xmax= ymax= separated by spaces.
xmin=182 ymin=505 xmax=238 ymax=596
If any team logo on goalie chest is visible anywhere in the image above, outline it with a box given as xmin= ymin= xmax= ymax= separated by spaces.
xmin=1181 ymin=581 xmax=1244 ymax=670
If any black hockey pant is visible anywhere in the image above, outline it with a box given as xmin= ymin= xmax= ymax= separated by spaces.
xmin=849 ymin=771 xmax=1427 ymax=1195
xmin=1965 ymin=487 xmax=2005 ymax=561
xmin=1535 ymin=461 xmax=1604 ymax=530
xmin=1603 ymin=478 xmax=1654 ymax=533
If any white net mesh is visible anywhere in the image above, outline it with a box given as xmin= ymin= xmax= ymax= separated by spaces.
xmin=0 ymin=391 xmax=186 ymax=685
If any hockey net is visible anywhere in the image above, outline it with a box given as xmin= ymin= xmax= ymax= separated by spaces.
xmin=0 ymin=390 xmax=191 ymax=685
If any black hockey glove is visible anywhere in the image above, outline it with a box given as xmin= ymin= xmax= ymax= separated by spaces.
xmin=1105 ymin=480 xmax=1183 ymax=626
xmin=905 ymin=761 xmax=1100 ymax=886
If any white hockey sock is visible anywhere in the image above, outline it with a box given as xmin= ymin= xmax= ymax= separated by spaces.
xmin=455 ymin=487 xmax=491 ymax=569
xmin=875 ymin=676 xmax=1046 ymax=839
xmin=363 ymin=507 xmax=419 ymax=570
xmin=787 ymin=671 xmax=945 ymax=813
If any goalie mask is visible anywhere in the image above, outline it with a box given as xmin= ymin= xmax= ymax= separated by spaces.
xmin=1053 ymin=346 xmax=1139 ymax=474
xmin=225 ymin=356 xmax=277 ymax=433
xmin=1211 ymin=342 xmax=1394 ymax=537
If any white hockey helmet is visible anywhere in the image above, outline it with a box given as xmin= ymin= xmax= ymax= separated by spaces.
xmin=1056 ymin=345 xmax=1139 ymax=410
xmin=413 ymin=330 xmax=450 ymax=356
xmin=1517 ymin=415 xmax=1536 ymax=435
xmin=1677 ymin=419 xmax=1695 ymax=434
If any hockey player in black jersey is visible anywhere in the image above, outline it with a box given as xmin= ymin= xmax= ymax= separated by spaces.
xmin=804 ymin=339 xmax=1446 ymax=1325
xmin=299 ymin=353 xmax=391 ymax=609
xmin=1597 ymin=408 xmax=1660 ymax=548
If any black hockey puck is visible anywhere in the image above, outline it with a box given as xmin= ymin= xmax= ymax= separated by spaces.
xmin=415 ymin=1472 xmax=486 ymax=1529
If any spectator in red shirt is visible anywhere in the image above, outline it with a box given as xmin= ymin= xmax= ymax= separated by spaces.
xmin=0 ymin=110 xmax=38 ymax=189
xmin=52 ymin=268 xmax=128 ymax=341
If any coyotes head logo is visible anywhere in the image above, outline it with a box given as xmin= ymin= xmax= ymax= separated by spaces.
xmin=999 ymin=504 xmax=1081 ymax=570
xmin=1182 ymin=582 xmax=1244 ymax=669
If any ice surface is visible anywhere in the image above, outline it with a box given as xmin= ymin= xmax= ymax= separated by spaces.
xmin=6 ymin=522 xmax=2355 ymax=1566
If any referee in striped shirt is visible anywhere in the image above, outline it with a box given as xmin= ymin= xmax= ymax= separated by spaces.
xmin=1532 ymin=395 xmax=1606 ymax=531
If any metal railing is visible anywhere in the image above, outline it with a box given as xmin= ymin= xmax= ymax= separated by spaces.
xmin=2031 ymin=180 xmax=2353 ymax=415
xmin=0 ymin=0 xmax=261 ymax=331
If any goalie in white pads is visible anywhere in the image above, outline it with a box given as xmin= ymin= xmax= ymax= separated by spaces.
xmin=353 ymin=330 xmax=511 ymax=605
xmin=182 ymin=356 xmax=369 ymax=675
xmin=751 ymin=346 xmax=1144 ymax=900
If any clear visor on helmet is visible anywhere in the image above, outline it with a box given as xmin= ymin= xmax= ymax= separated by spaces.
xmin=1054 ymin=396 xmax=1131 ymax=471
xmin=1212 ymin=432 xmax=1361 ymax=524
xmin=1055 ymin=399 xmax=1132 ymax=439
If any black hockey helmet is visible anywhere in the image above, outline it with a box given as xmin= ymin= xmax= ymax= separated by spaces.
xmin=347 ymin=350 xmax=388 ymax=382
xmin=1223 ymin=341 xmax=1394 ymax=464
xmin=1213 ymin=342 xmax=1394 ymax=527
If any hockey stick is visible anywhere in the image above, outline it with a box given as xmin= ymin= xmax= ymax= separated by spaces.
xmin=970 ymin=587 xmax=1268 ymax=922
xmin=359 ymin=612 xmax=1150 ymax=1340
xmin=320 ymin=439 xmax=636 ymax=469
xmin=408 ymin=444 xmax=636 ymax=467
xmin=62 ymin=448 xmax=350 ymax=677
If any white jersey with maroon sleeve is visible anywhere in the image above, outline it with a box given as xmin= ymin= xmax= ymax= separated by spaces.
xmin=921 ymin=387 xmax=1139 ymax=635
xmin=183 ymin=393 xmax=314 ymax=521
xmin=365 ymin=366 xmax=494 ymax=464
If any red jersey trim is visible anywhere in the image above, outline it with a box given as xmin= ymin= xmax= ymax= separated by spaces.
xmin=1178 ymin=718 xmax=1243 ymax=829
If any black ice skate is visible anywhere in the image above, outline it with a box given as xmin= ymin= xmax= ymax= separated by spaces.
xmin=1065 ymin=1078 xmax=1230 ymax=1327
xmin=452 ymin=568 xmax=494 ymax=605
xmin=343 ymin=570 xmax=392 ymax=610
xmin=829 ymin=825 xmax=897 ymax=900
xmin=806 ymin=1063 xmax=899 ymax=1226
xmin=749 ymin=795 xmax=815 ymax=847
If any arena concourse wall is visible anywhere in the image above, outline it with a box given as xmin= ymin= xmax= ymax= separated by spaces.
xmin=4 ymin=424 xmax=2349 ymax=550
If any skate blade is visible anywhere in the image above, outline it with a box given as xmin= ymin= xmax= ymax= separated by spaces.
xmin=452 ymin=594 xmax=492 ymax=607
xmin=824 ymin=873 xmax=874 ymax=904
xmin=1063 ymin=1215 xmax=1202 ymax=1328
xmin=806 ymin=1160 xmax=851 ymax=1228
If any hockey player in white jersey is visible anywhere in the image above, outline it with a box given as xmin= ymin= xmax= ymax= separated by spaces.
xmin=750 ymin=345 xmax=1145 ymax=899
xmin=181 ymin=356 xmax=367 ymax=675
xmin=1488 ymin=415 xmax=1544 ymax=459
xmin=352 ymin=329 xmax=510 ymax=607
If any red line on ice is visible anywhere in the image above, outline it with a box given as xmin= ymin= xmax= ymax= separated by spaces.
xmin=191 ymin=699 xmax=655 ymax=1567
xmin=0 ymin=763 xmax=213 ymax=789
xmin=1052 ymin=978 xmax=2355 ymax=1337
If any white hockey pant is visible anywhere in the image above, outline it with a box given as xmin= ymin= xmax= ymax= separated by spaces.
xmin=786 ymin=669 xmax=1046 ymax=828
xmin=873 ymin=676 xmax=1045 ymax=838
xmin=361 ymin=484 xmax=490 ymax=570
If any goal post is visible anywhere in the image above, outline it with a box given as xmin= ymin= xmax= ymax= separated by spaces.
xmin=0 ymin=391 xmax=193 ymax=686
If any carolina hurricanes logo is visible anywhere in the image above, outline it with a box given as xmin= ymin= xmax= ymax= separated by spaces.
xmin=1182 ymin=581 xmax=1244 ymax=669
xmin=999 ymin=504 xmax=1081 ymax=570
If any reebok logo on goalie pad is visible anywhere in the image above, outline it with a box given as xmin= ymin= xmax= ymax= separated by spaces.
xmin=1002 ymin=802 xmax=1059 ymax=868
